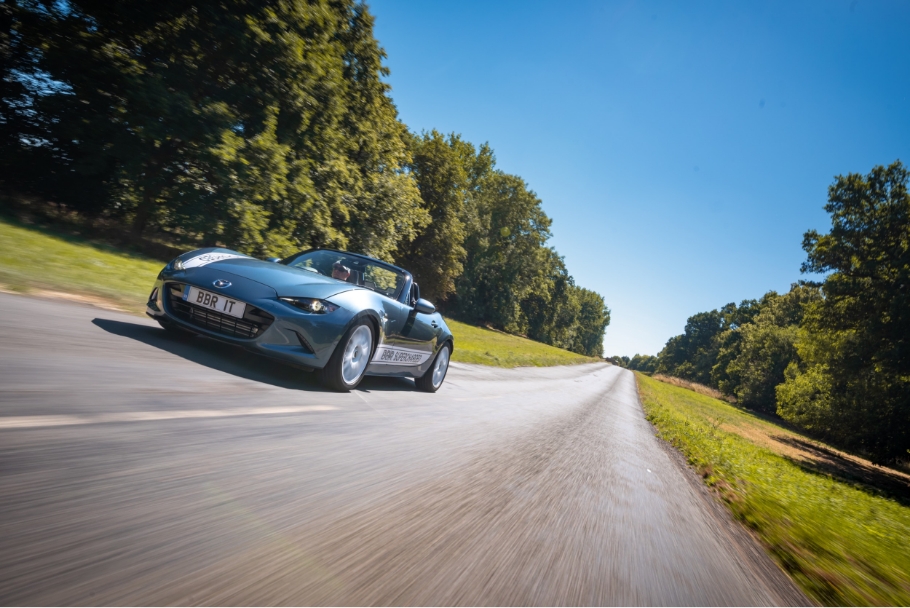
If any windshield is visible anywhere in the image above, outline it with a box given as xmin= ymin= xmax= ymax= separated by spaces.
xmin=282 ymin=250 xmax=407 ymax=299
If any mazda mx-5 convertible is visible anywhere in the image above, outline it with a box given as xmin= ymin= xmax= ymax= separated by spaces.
xmin=145 ymin=247 xmax=454 ymax=392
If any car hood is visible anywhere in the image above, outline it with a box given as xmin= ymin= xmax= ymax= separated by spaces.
xmin=191 ymin=257 xmax=357 ymax=300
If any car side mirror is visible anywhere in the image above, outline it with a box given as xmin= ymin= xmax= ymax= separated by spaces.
xmin=414 ymin=298 xmax=435 ymax=314
xmin=266 ymin=257 xmax=281 ymax=263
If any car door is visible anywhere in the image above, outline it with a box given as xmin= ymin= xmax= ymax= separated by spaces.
xmin=371 ymin=283 xmax=437 ymax=371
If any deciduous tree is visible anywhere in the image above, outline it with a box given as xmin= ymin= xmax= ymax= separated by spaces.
xmin=3 ymin=0 xmax=424 ymax=258
xmin=778 ymin=161 xmax=910 ymax=462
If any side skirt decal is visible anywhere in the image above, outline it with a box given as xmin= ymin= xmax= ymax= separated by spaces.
xmin=371 ymin=345 xmax=432 ymax=366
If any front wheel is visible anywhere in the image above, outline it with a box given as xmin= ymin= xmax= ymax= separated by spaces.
xmin=415 ymin=343 xmax=451 ymax=393
xmin=319 ymin=321 xmax=373 ymax=392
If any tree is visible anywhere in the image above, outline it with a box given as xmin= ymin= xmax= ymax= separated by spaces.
xmin=3 ymin=1 xmax=613 ymax=358
xmin=659 ymin=298 xmax=779 ymax=388
xmin=1 ymin=0 xmax=120 ymax=212
xmin=724 ymin=285 xmax=820 ymax=412
xmin=522 ymin=249 xmax=577 ymax=348
xmin=628 ymin=354 xmax=659 ymax=373
xmin=394 ymin=131 xmax=475 ymax=303
xmin=570 ymin=286 xmax=610 ymax=357
xmin=3 ymin=0 xmax=425 ymax=259
xmin=450 ymin=170 xmax=555 ymax=334
xmin=777 ymin=161 xmax=910 ymax=462
xmin=710 ymin=297 xmax=764 ymax=393
xmin=657 ymin=308 xmax=729 ymax=384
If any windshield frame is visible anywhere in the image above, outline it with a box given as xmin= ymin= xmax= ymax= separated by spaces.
xmin=280 ymin=249 xmax=410 ymax=301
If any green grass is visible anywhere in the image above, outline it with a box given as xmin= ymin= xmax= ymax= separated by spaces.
xmin=0 ymin=217 xmax=164 ymax=312
xmin=636 ymin=372 xmax=910 ymax=606
xmin=446 ymin=318 xmax=598 ymax=368
xmin=0 ymin=217 xmax=596 ymax=367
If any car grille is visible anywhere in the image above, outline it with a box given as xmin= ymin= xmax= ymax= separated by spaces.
xmin=165 ymin=283 xmax=274 ymax=340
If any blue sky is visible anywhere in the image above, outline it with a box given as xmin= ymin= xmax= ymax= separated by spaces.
xmin=369 ymin=0 xmax=910 ymax=356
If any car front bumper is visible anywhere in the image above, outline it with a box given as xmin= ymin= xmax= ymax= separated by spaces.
xmin=146 ymin=275 xmax=356 ymax=371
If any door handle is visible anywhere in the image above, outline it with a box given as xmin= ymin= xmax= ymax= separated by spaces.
xmin=431 ymin=321 xmax=439 ymax=328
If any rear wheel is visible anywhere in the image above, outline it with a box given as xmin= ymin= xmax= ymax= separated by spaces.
xmin=416 ymin=343 xmax=451 ymax=393
xmin=319 ymin=321 xmax=373 ymax=392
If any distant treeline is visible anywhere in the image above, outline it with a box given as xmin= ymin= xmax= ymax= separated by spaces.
xmin=0 ymin=0 xmax=609 ymax=356
xmin=613 ymin=162 xmax=909 ymax=464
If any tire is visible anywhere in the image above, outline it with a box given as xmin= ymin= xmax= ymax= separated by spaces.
xmin=157 ymin=318 xmax=196 ymax=337
xmin=319 ymin=320 xmax=373 ymax=392
xmin=415 ymin=343 xmax=451 ymax=393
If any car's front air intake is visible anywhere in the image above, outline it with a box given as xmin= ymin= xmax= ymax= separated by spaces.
xmin=165 ymin=282 xmax=274 ymax=340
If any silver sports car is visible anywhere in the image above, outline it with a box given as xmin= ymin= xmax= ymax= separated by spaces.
xmin=145 ymin=247 xmax=454 ymax=392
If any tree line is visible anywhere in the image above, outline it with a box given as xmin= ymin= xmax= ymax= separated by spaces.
xmin=0 ymin=0 xmax=609 ymax=356
xmin=613 ymin=162 xmax=909 ymax=464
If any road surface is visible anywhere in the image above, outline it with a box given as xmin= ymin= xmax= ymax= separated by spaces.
xmin=0 ymin=292 xmax=808 ymax=605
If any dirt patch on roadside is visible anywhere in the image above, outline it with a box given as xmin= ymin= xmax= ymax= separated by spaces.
xmin=718 ymin=419 xmax=910 ymax=503
xmin=719 ymin=422 xmax=806 ymax=460
xmin=652 ymin=374 xmax=734 ymax=402
xmin=0 ymin=283 xmax=129 ymax=313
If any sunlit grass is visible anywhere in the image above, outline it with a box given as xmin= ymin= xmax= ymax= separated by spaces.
xmin=0 ymin=217 xmax=163 ymax=312
xmin=636 ymin=372 xmax=910 ymax=606
xmin=446 ymin=318 xmax=599 ymax=368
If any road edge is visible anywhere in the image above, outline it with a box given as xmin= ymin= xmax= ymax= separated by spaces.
xmin=629 ymin=371 xmax=815 ymax=607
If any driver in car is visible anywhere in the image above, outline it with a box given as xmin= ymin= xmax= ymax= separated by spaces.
xmin=332 ymin=260 xmax=353 ymax=282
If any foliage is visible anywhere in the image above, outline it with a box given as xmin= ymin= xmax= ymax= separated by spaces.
xmin=709 ymin=297 xmax=764 ymax=392
xmin=722 ymin=285 xmax=820 ymax=413
xmin=650 ymin=161 xmax=909 ymax=463
xmin=451 ymin=170 xmax=553 ymax=330
xmin=611 ymin=353 xmax=659 ymax=373
xmin=443 ymin=148 xmax=610 ymax=357
xmin=653 ymin=284 xmax=825 ymax=414
xmin=2 ymin=0 xmax=425 ymax=259
xmin=778 ymin=161 xmax=910 ymax=462
xmin=0 ymin=1 xmax=610 ymax=358
xmin=566 ymin=284 xmax=611 ymax=357
xmin=652 ymin=285 xmax=831 ymax=409
xmin=628 ymin=353 xmax=659 ymax=373
xmin=657 ymin=307 xmax=732 ymax=384
xmin=638 ymin=373 xmax=910 ymax=606
xmin=394 ymin=131 xmax=474 ymax=303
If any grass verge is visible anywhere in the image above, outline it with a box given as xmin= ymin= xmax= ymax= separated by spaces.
xmin=0 ymin=216 xmax=596 ymax=367
xmin=636 ymin=372 xmax=910 ymax=606
xmin=0 ymin=216 xmax=164 ymax=313
xmin=446 ymin=318 xmax=598 ymax=368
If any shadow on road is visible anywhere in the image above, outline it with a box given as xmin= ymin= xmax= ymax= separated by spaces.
xmin=92 ymin=318 xmax=416 ymax=393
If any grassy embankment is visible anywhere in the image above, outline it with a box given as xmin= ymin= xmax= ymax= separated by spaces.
xmin=444 ymin=318 xmax=597 ymax=367
xmin=637 ymin=372 xmax=910 ymax=606
xmin=0 ymin=217 xmax=596 ymax=367
xmin=0 ymin=216 xmax=164 ymax=310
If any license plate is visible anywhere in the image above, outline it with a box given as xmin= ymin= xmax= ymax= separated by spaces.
xmin=183 ymin=286 xmax=246 ymax=318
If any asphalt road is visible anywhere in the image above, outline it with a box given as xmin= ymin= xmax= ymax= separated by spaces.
xmin=0 ymin=292 xmax=808 ymax=606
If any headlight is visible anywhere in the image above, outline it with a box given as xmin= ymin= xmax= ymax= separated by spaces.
xmin=166 ymin=257 xmax=185 ymax=272
xmin=280 ymin=297 xmax=339 ymax=314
